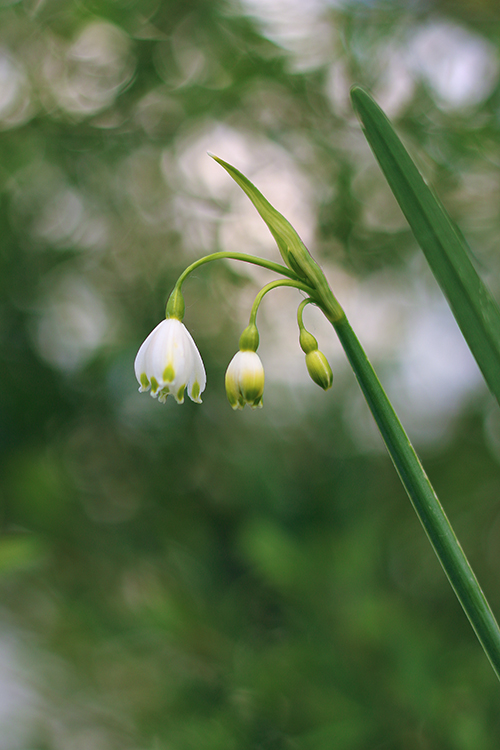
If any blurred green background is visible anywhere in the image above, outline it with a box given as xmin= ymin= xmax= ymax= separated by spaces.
xmin=1 ymin=0 xmax=500 ymax=747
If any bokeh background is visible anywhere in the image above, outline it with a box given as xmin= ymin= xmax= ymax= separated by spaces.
xmin=1 ymin=0 xmax=500 ymax=747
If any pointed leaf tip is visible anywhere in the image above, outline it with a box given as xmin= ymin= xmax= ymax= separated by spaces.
xmin=349 ymin=84 xmax=366 ymax=103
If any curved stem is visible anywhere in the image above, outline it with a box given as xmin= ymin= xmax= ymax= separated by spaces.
xmin=297 ymin=297 xmax=316 ymax=329
xmin=325 ymin=309 xmax=500 ymax=681
xmin=248 ymin=279 xmax=316 ymax=326
xmin=174 ymin=251 xmax=303 ymax=290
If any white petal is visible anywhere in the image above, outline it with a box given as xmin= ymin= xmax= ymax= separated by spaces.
xmin=184 ymin=326 xmax=206 ymax=403
xmin=134 ymin=324 xmax=159 ymax=390
xmin=146 ymin=320 xmax=174 ymax=385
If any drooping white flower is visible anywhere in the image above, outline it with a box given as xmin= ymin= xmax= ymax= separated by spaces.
xmin=225 ymin=350 xmax=265 ymax=410
xmin=134 ymin=318 xmax=206 ymax=404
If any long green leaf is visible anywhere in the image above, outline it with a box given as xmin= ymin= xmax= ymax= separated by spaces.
xmin=351 ymin=86 xmax=500 ymax=405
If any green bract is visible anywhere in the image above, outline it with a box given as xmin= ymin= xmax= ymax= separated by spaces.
xmin=209 ymin=154 xmax=344 ymax=324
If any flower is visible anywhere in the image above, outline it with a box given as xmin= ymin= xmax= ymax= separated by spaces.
xmin=225 ymin=350 xmax=265 ymax=410
xmin=134 ymin=318 xmax=206 ymax=404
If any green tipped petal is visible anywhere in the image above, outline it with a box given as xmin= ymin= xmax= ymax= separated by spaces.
xmin=158 ymin=386 xmax=170 ymax=403
xmin=190 ymin=380 xmax=202 ymax=403
xmin=163 ymin=364 xmax=175 ymax=383
xmin=174 ymin=385 xmax=185 ymax=404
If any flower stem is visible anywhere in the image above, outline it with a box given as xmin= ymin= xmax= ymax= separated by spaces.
xmin=174 ymin=251 xmax=303 ymax=291
xmin=248 ymin=280 xmax=315 ymax=326
xmin=297 ymin=297 xmax=315 ymax=329
xmin=327 ymin=311 xmax=500 ymax=680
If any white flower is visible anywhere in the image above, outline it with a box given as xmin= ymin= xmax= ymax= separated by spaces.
xmin=225 ymin=350 xmax=265 ymax=410
xmin=134 ymin=318 xmax=206 ymax=404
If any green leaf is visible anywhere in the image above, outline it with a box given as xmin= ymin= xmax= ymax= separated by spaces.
xmin=351 ymin=86 xmax=500 ymax=405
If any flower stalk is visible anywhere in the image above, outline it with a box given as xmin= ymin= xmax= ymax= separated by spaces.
xmin=134 ymin=152 xmax=500 ymax=682
xmin=172 ymin=251 xmax=304 ymax=293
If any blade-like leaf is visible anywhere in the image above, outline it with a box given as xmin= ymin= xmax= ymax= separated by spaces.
xmin=351 ymin=86 xmax=500 ymax=405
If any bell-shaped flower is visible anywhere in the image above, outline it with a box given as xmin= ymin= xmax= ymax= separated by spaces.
xmin=225 ymin=350 xmax=265 ymax=410
xmin=134 ymin=318 xmax=206 ymax=404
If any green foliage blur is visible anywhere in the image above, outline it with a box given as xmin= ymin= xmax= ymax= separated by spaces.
xmin=1 ymin=0 xmax=500 ymax=747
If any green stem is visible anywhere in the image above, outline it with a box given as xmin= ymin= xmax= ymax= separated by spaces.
xmin=174 ymin=251 xmax=303 ymax=290
xmin=328 ymin=312 xmax=500 ymax=680
xmin=248 ymin=280 xmax=316 ymax=326
xmin=297 ymin=297 xmax=315 ymax=329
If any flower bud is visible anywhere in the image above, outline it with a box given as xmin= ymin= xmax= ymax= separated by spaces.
xmin=305 ymin=349 xmax=333 ymax=391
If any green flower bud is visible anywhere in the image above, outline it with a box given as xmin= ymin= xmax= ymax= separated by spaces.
xmin=305 ymin=349 xmax=333 ymax=391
